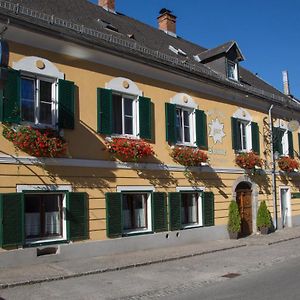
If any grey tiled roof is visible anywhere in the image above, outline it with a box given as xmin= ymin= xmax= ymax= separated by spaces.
xmin=0 ymin=0 xmax=296 ymax=107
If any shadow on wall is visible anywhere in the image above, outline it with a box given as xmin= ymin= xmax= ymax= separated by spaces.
xmin=184 ymin=167 xmax=228 ymax=198
xmin=135 ymin=156 xmax=178 ymax=188
xmin=279 ymin=172 xmax=300 ymax=188
xmin=248 ymin=170 xmax=272 ymax=195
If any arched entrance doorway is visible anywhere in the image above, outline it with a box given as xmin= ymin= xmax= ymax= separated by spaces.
xmin=236 ymin=182 xmax=252 ymax=237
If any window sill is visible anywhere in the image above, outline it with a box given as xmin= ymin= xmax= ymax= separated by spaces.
xmin=25 ymin=237 xmax=67 ymax=247
xmin=106 ymin=134 xmax=140 ymax=141
xmin=181 ymin=224 xmax=202 ymax=230
xmin=122 ymin=228 xmax=152 ymax=237
xmin=173 ymin=143 xmax=197 ymax=148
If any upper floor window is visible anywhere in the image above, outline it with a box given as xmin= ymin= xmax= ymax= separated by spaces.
xmin=273 ymin=125 xmax=294 ymax=158
xmin=231 ymin=109 xmax=260 ymax=154
xmin=165 ymin=93 xmax=207 ymax=149
xmin=227 ymin=61 xmax=238 ymax=81
xmin=97 ymin=77 xmax=152 ymax=140
xmin=5 ymin=56 xmax=75 ymax=129
xmin=112 ymin=93 xmax=137 ymax=136
xmin=21 ymin=75 xmax=57 ymax=127
xmin=175 ymin=106 xmax=194 ymax=145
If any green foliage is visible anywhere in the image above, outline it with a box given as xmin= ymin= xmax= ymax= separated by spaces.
xmin=256 ymin=201 xmax=272 ymax=229
xmin=227 ymin=201 xmax=241 ymax=233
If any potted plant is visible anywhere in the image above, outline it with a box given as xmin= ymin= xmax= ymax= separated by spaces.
xmin=3 ymin=125 xmax=67 ymax=158
xmin=106 ymin=137 xmax=154 ymax=162
xmin=256 ymin=200 xmax=272 ymax=234
xmin=227 ymin=201 xmax=241 ymax=239
xmin=235 ymin=151 xmax=263 ymax=170
xmin=277 ymin=156 xmax=299 ymax=173
xmin=170 ymin=146 xmax=208 ymax=167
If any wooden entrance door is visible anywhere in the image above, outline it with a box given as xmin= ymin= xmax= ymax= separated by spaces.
xmin=236 ymin=189 xmax=252 ymax=237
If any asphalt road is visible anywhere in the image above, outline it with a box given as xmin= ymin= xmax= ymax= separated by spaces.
xmin=161 ymin=255 xmax=300 ymax=300
xmin=1 ymin=238 xmax=300 ymax=300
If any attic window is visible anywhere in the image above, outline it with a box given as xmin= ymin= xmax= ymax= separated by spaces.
xmin=168 ymin=45 xmax=187 ymax=56
xmin=100 ymin=19 xmax=119 ymax=32
xmin=227 ymin=60 xmax=238 ymax=81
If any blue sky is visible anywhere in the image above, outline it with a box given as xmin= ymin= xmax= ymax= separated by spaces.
xmin=90 ymin=0 xmax=300 ymax=98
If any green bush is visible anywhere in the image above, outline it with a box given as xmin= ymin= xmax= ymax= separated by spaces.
xmin=257 ymin=201 xmax=272 ymax=229
xmin=227 ymin=201 xmax=241 ymax=233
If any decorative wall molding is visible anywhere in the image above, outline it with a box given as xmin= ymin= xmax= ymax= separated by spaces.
xmin=106 ymin=77 xmax=142 ymax=96
xmin=170 ymin=93 xmax=197 ymax=109
xmin=13 ymin=56 xmax=64 ymax=79
xmin=0 ymin=155 xmax=276 ymax=175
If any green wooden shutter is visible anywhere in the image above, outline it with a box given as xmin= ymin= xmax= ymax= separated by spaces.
xmin=152 ymin=192 xmax=167 ymax=232
xmin=3 ymin=69 xmax=21 ymax=123
xmin=231 ymin=117 xmax=241 ymax=150
xmin=288 ymin=131 xmax=294 ymax=158
xmin=139 ymin=96 xmax=152 ymax=140
xmin=58 ymin=79 xmax=75 ymax=129
xmin=67 ymin=192 xmax=88 ymax=241
xmin=202 ymin=192 xmax=214 ymax=227
xmin=165 ymin=103 xmax=176 ymax=144
xmin=0 ymin=193 xmax=24 ymax=248
xmin=273 ymin=127 xmax=283 ymax=155
xmin=168 ymin=192 xmax=181 ymax=231
xmin=106 ymin=192 xmax=122 ymax=238
xmin=97 ymin=88 xmax=113 ymax=134
xmin=195 ymin=109 xmax=208 ymax=149
xmin=251 ymin=122 xmax=260 ymax=155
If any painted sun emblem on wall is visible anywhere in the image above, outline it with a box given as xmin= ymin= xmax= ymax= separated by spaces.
xmin=209 ymin=118 xmax=225 ymax=144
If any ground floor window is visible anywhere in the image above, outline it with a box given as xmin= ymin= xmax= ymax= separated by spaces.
xmin=123 ymin=193 xmax=147 ymax=230
xmin=121 ymin=192 xmax=152 ymax=234
xmin=181 ymin=192 xmax=199 ymax=226
xmin=25 ymin=193 xmax=63 ymax=240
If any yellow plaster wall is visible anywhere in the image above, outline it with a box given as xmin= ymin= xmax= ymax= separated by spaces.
xmin=1 ymin=42 xmax=300 ymax=242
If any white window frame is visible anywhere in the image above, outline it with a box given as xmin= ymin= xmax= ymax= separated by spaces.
xmin=117 ymin=186 xmax=154 ymax=235
xmin=237 ymin=119 xmax=252 ymax=152
xmin=227 ymin=60 xmax=238 ymax=81
xmin=111 ymin=91 xmax=139 ymax=138
xmin=175 ymin=105 xmax=196 ymax=147
xmin=20 ymin=71 xmax=58 ymax=128
xmin=280 ymin=128 xmax=289 ymax=156
xmin=176 ymin=187 xmax=204 ymax=229
xmin=17 ymin=184 xmax=71 ymax=245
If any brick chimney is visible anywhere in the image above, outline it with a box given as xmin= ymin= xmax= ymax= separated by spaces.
xmin=157 ymin=8 xmax=177 ymax=36
xmin=282 ymin=70 xmax=290 ymax=96
xmin=99 ymin=0 xmax=115 ymax=12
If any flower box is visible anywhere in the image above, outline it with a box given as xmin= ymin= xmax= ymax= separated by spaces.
xmin=277 ymin=156 xmax=299 ymax=173
xmin=106 ymin=137 xmax=154 ymax=162
xmin=170 ymin=146 xmax=208 ymax=167
xmin=235 ymin=151 xmax=262 ymax=170
xmin=3 ymin=125 xmax=67 ymax=158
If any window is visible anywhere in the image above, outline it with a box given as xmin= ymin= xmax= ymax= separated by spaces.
xmin=112 ymin=93 xmax=137 ymax=136
xmin=181 ymin=192 xmax=201 ymax=227
xmin=227 ymin=61 xmax=238 ymax=81
xmin=273 ymin=127 xmax=293 ymax=157
xmin=237 ymin=119 xmax=249 ymax=151
xmin=122 ymin=193 xmax=149 ymax=232
xmin=25 ymin=193 xmax=63 ymax=241
xmin=176 ymin=107 xmax=194 ymax=144
xmin=231 ymin=116 xmax=260 ymax=153
xmin=20 ymin=75 xmax=57 ymax=127
xmin=169 ymin=190 xmax=214 ymax=231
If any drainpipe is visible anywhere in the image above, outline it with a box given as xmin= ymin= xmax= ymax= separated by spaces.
xmin=269 ymin=104 xmax=278 ymax=229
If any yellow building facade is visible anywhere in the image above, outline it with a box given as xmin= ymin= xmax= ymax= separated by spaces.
xmin=0 ymin=0 xmax=299 ymax=253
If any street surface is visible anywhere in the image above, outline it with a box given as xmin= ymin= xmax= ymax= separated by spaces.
xmin=1 ymin=238 xmax=300 ymax=299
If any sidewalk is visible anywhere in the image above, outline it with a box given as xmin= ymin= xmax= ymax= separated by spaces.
xmin=0 ymin=227 xmax=300 ymax=289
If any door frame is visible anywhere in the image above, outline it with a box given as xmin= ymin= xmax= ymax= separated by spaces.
xmin=279 ymin=186 xmax=292 ymax=228
xmin=232 ymin=175 xmax=258 ymax=235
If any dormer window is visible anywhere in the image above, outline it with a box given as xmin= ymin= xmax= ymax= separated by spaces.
xmin=227 ymin=60 xmax=238 ymax=81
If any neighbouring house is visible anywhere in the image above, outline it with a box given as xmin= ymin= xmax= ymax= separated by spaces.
xmin=0 ymin=0 xmax=299 ymax=255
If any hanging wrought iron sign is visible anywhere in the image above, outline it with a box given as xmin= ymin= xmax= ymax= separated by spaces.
xmin=0 ymin=39 xmax=9 ymax=67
